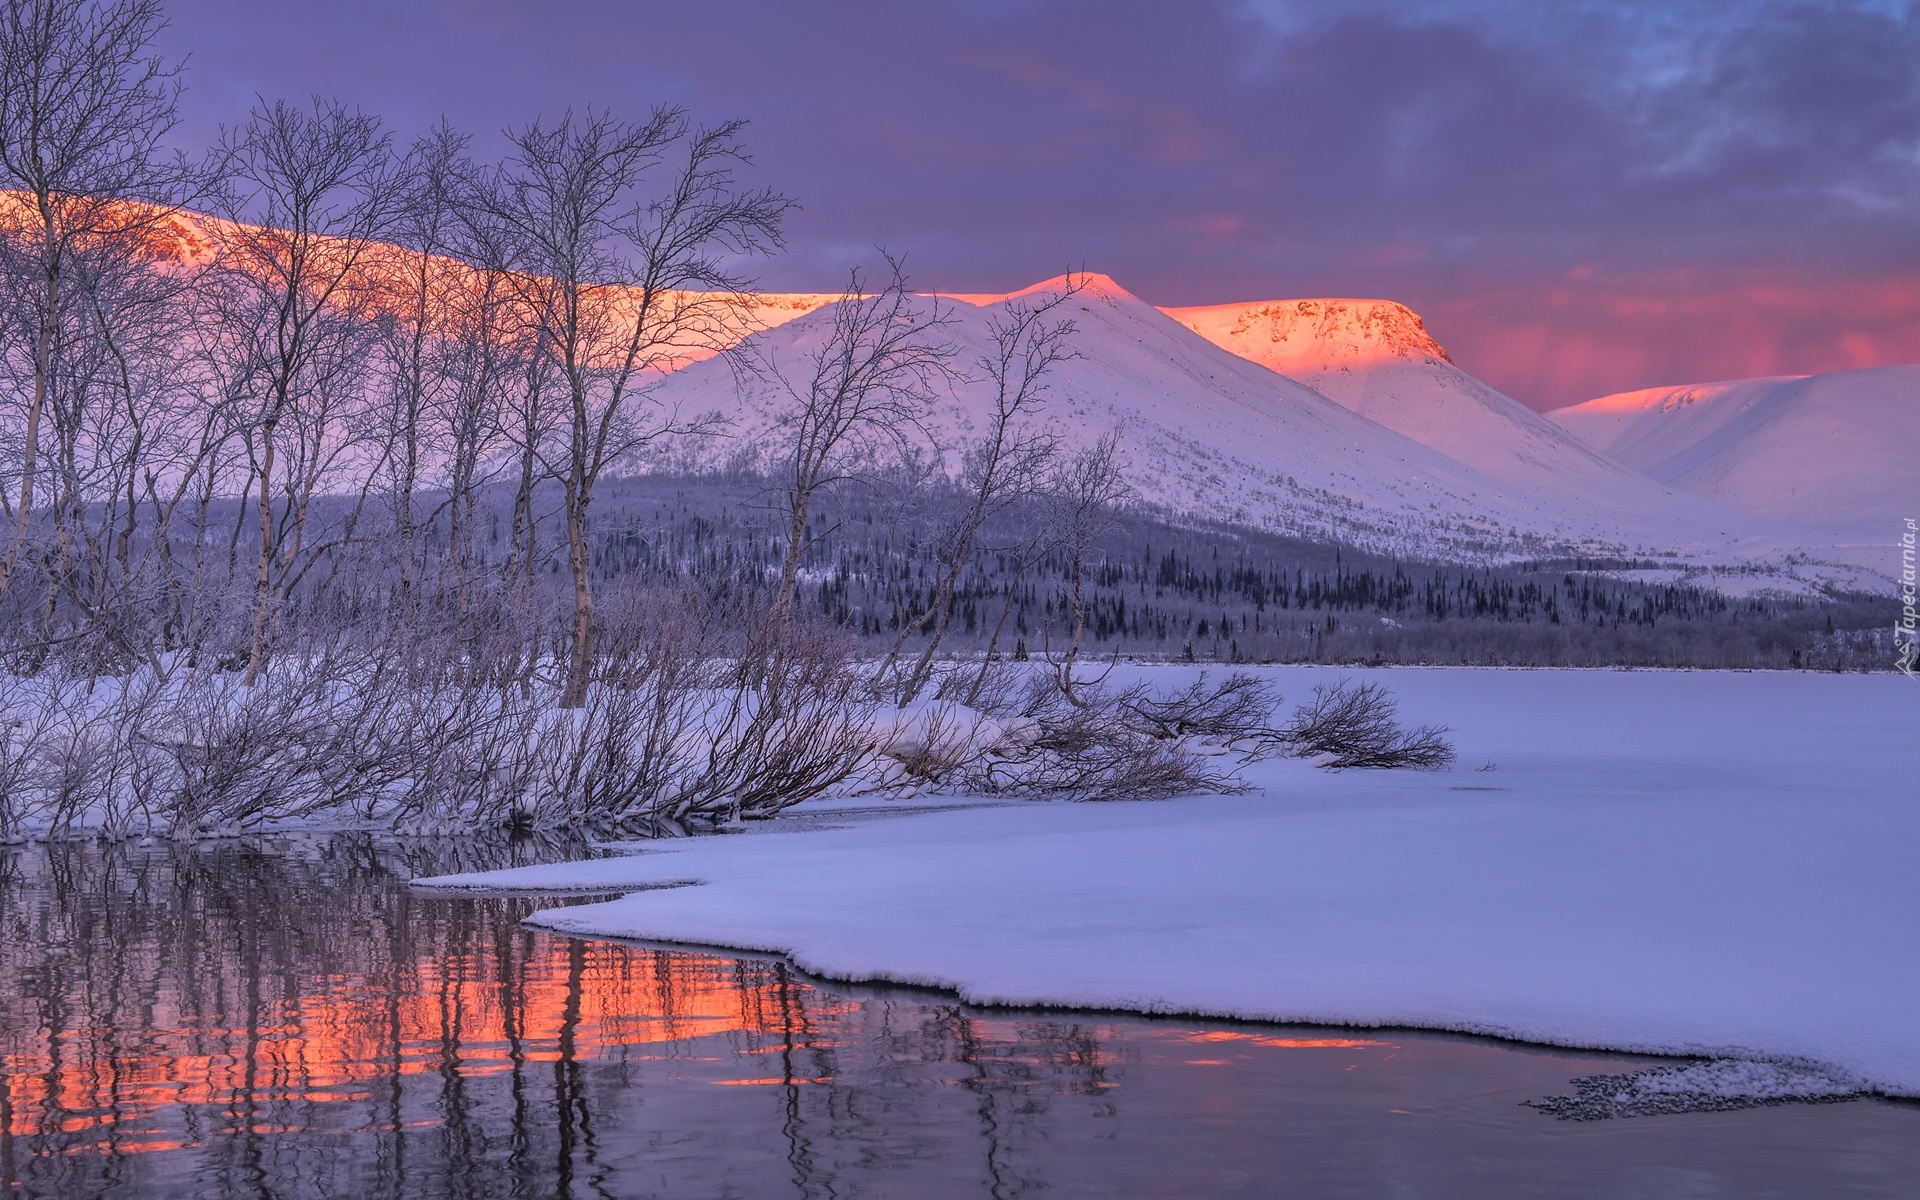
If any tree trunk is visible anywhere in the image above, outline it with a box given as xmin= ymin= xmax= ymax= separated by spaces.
xmin=242 ymin=430 xmax=278 ymax=687
xmin=561 ymin=478 xmax=594 ymax=707
xmin=900 ymin=569 xmax=961 ymax=704
xmin=770 ymin=483 xmax=812 ymax=624
xmin=0 ymin=320 xmax=52 ymax=593
xmin=967 ymin=567 xmax=1026 ymax=708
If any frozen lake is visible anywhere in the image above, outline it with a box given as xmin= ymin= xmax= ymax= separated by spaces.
xmin=2 ymin=835 xmax=1915 ymax=1199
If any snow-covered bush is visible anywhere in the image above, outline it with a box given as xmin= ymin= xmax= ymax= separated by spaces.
xmin=873 ymin=688 xmax=1017 ymax=789
xmin=384 ymin=595 xmax=884 ymax=833
xmin=136 ymin=641 xmax=418 ymax=832
xmin=873 ymin=668 xmax=1455 ymax=802
xmin=0 ymin=647 xmax=1452 ymax=840
xmin=1281 ymin=678 xmax=1456 ymax=769
xmin=1117 ymin=671 xmax=1278 ymax=743
xmin=961 ymin=672 xmax=1244 ymax=801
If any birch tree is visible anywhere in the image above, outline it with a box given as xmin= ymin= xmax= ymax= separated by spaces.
xmin=208 ymin=96 xmax=399 ymax=684
xmin=376 ymin=120 xmax=474 ymax=609
xmin=487 ymin=107 xmax=788 ymax=705
xmin=0 ymin=0 xmax=189 ymax=597
xmin=754 ymin=256 xmax=952 ymax=625
xmin=1045 ymin=428 xmax=1129 ymax=703
xmin=884 ymin=276 xmax=1081 ymax=703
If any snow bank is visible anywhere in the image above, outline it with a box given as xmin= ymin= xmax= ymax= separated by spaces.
xmin=418 ymin=665 xmax=1920 ymax=1098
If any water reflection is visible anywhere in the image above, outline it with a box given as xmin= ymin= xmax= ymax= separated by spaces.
xmin=1 ymin=836 xmax=1915 ymax=1199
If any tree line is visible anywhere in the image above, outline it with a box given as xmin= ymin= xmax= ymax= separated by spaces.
xmin=565 ymin=477 xmax=1886 ymax=671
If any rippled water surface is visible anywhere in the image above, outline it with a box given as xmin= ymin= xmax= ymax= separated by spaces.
xmin=1 ymin=835 xmax=1914 ymax=1199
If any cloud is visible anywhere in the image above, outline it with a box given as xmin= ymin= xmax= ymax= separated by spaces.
xmin=153 ymin=0 xmax=1920 ymax=405
xmin=1420 ymin=265 xmax=1920 ymax=408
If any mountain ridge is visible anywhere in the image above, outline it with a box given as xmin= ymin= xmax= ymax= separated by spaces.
xmin=1550 ymin=366 xmax=1919 ymax=540
xmin=643 ymin=275 xmax=1861 ymax=586
xmin=30 ymin=202 xmax=1883 ymax=586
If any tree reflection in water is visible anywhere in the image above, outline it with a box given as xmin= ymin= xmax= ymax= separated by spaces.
xmin=0 ymin=836 xmax=1134 ymax=1199
xmin=4 ymin=836 xmax=1917 ymax=1200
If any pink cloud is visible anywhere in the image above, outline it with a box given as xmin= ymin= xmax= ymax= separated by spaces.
xmin=1412 ymin=267 xmax=1920 ymax=410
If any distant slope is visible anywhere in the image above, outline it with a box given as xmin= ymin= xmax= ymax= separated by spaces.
xmin=117 ymin=201 xmax=845 ymax=368
xmin=647 ymin=275 xmax=1826 ymax=570
xmin=1549 ymin=366 xmax=1920 ymax=536
xmin=1159 ymin=298 xmax=1647 ymax=498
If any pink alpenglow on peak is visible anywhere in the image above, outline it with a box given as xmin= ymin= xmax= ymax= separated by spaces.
xmin=1161 ymin=298 xmax=1454 ymax=368
xmin=941 ymin=272 xmax=1141 ymax=307
xmin=1160 ymin=295 xmax=1660 ymax=505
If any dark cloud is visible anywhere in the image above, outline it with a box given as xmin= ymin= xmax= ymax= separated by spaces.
xmin=151 ymin=0 xmax=1920 ymax=407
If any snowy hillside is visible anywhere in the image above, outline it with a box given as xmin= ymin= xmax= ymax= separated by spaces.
xmin=1549 ymin=366 xmax=1919 ymax=537
xmin=649 ymin=275 xmax=1848 ymax=574
xmin=1160 ymin=298 xmax=1644 ymax=499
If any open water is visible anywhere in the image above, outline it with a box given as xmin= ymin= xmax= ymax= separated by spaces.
xmin=1 ymin=835 xmax=1914 ymax=1198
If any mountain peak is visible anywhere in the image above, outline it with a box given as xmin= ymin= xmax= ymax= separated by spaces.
xmin=943 ymin=271 xmax=1140 ymax=307
xmin=1162 ymin=297 xmax=1452 ymax=365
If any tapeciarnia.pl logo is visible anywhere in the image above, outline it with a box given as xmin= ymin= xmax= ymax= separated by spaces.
xmin=1898 ymin=518 xmax=1917 ymax=678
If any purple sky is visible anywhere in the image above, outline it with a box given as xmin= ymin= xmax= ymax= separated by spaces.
xmin=154 ymin=0 xmax=1920 ymax=409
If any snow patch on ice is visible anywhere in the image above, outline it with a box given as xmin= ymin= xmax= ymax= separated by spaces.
xmin=1528 ymin=1058 xmax=1862 ymax=1121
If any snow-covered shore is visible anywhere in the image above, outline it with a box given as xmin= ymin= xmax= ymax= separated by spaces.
xmin=418 ymin=665 xmax=1920 ymax=1097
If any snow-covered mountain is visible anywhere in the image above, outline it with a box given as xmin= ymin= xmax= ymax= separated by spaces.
xmin=1159 ymin=297 xmax=1652 ymax=501
xmin=102 ymin=200 xmax=1886 ymax=584
xmin=1549 ymin=366 xmax=1919 ymax=539
xmin=649 ymin=275 xmax=1844 ymax=575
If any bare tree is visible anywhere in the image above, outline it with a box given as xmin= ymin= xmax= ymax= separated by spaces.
xmin=430 ymin=178 xmax=527 ymax=644
xmin=207 ymin=96 xmax=400 ymax=685
xmin=883 ymin=276 xmax=1080 ymax=703
xmin=21 ymin=213 xmax=200 ymax=670
xmin=0 ymin=0 xmax=190 ymax=598
xmin=960 ymin=672 xmax=1243 ymax=802
xmin=370 ymin=120 xmax=476 ymax=609
xmin=751 ymin=255 xmax=953 ymax=625
xmin=486 ymin=107 xmax=788 ymax=705
xmin=1043 ymin=428 xmax=1129 ymax=702
xmin=1119 ymin=671 xmax=1278 ymax=743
